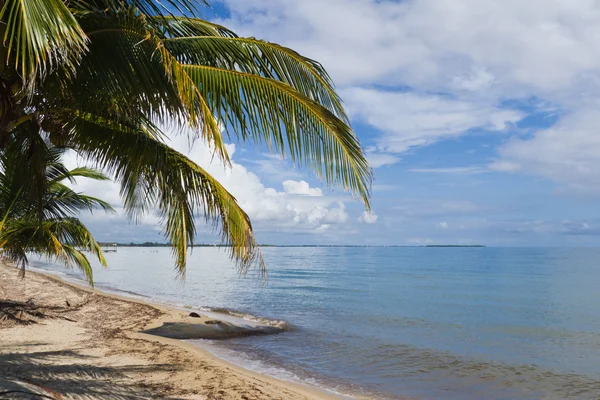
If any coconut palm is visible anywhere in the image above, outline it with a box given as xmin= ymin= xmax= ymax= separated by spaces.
xmin=0 ymin=0 xmax=372 ymax=277
xmin=0 ymin=141 xmax=114 ymax=284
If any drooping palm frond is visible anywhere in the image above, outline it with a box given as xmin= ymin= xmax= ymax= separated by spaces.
xmin=0 ymin=217 xmax=105 ymax=284
xmin=43 ymin=182 xmax=113 ymax=219
xmin=62 ymin=109 xmax=264 ymax=277
xmin=182 ymin=65 xmax=372 ymax=207
xmin=70 ymin=9 xmax=371 ymax=206
xmin=0 ymin=0 xmax=88 ymax=90
xmin=50 ymin=166 xmax=112 ymax=184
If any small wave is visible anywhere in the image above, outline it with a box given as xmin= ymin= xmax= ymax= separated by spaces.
xmin=200 ymin=307 xmax=291 ymax=330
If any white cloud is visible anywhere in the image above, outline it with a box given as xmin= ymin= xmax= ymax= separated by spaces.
xmin=246 ymin=154 xmax=304 ymax=182
xmin=342 ymin=88 xmax=523 ymax=153
xmin=282 ymin=180 xmax=324 ymax=196
xmin=492 ymin=109 xmax=600 ymax=196
xmin=366 ymin=152 xmax=401 ymax=168
xmin=452 ymin=68 xmax=496 ymax=92
xmin=221 ymin=0 xmax=600 ymax=98
xmin=437 ymin=221 xmax=449 ymax=229
xmin=359 ymin=211 xmax=378 ymax=224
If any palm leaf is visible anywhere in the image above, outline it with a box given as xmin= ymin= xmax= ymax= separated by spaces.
xmin=0 ymin=217 xmax=105 ymax=284
xmin=0 ymin=0 xmax=88 ymax=90
xmin=70 ymin=0 xmax=208 ymax=21
xmin=155 ymin=16 xmax=238 ymax=38
xmin=71 ymin=10 xmax=231 ymax=163
xmin=0 ymin=139 xmax=112 ymax=284
xmin=45 ymin=182 xmax=114 ymax=218
xmin=165 ymin=36 xmax=347 ymax=119
xmin=63 ymin=109 xmax=265 ymax=276
xmin=182 ymin=65 xmax=372 ymax=207
xmin=50 ymin=166 xmax=112 ymax=184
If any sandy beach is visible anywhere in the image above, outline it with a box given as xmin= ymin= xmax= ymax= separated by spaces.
xmin=0 ymin=261 xmax=338 ymax=399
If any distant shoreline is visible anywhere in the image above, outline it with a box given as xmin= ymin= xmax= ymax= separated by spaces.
xmin=99 ymin=242 xmax=486 ymax=248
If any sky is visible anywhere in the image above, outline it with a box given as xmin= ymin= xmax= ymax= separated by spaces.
xmin=68 ymin=0 xmax=600 ymax=246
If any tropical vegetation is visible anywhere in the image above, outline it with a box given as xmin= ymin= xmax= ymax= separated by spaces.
xmin=0 ymin=143 xmax=113 ymax=284
xmin=0 ymin=0 xmax=372 ymax=279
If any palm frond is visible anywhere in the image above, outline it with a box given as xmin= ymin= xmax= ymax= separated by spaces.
xmin=182 ymin=65 xmax=372 ymax=207
xmin=165 ymin=36 xmax=347 ymax=119
xmin=50 ymin=166 xmax=112 ymax=184
xmin=46 ymin=182 xmax=114 ymax=218
xmin=65 ymin=109 xmax=265 ymax=276
xmin=70 ymin=10 xmax=231 ymax=162
xmin=154 ymin=16 xmax=238 ymax=38
xmin=70 ymin=0 xmax=208 ymax=20
xmin=0 ymin=138 xmax=112 ymax=284
xmin=0 ymin=0 xmax=88 ymax=90
xmin=0 ymin=217 xmax=106 ymax=284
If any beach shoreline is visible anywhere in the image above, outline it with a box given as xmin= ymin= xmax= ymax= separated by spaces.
xmin=0 ymin=261 xmax=343 ymax=399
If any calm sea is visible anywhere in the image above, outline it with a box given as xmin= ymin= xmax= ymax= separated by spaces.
xmin=30 ymin=247 xmax=600 ymax=399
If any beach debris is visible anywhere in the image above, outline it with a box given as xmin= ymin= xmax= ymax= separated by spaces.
xmin=188 ymin=312 xmax=201 ymax=318
xmin=204 ymin=320 xmax=222 ymax=325
xmin=0 ymin=300 xmax=77 ymax=326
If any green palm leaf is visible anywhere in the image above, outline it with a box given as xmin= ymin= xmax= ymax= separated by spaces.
xmin=0 ymin=141 xmax=112 ymax=284
xmin=165 ymin=36 xmax=347 ymax=119
xmin=64 ymin=110 xmax=265 ymax=276
xmin=0 ymin=217 xmax=105 ymax=284
xmin=73 ymin=10 xmax=231 ymax=163
xmin=155 ymin=16 xmax=238 ymax=38
xmin=50 ymin=166 xmax=112 ymax=184
xmin=0 ymin=0 xmax=88 ymax=89
xmin=182 ymin=65 xmax=372 ymax=207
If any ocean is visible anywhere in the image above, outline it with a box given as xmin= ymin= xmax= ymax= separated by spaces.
xmin=29 ymin=247 xmax=600 ymax=399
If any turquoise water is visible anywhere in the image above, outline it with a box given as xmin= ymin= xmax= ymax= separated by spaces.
xmin=30 ymin=247 xmax=600 ymax=399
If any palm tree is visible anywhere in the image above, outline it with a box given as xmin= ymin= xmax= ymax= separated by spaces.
xmin=0 ymin=0 xmax=372 ymax=277
xmin=0 ymin=142 xmax=114 ymax=284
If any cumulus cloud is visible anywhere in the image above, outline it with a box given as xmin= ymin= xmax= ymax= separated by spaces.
xmin=359 ymin=211 xmax=378 ymax=224
xmin=282 ymin=180 xmax=324 ymax=196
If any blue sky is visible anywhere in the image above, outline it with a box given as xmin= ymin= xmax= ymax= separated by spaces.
xmin=70 ymin=0 xmax=600 ymax=246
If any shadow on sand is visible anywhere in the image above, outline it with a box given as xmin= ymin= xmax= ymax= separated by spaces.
xmin=0 ymin=347 xmax=182 ymax=399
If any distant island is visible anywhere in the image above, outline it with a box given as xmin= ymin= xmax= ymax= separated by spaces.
xmin=99 ymin=242 xmax=486 ymax=248
xmin=424 ymin=245 xmax=485 ymax=248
